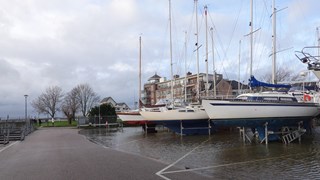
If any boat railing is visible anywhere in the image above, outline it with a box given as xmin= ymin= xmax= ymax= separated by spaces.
xmin=295 ymin=46 xmax=320 ymax=70
xmin=229 ymin=98 xmax=304 ymax=104
xmin=202 ymin=95 xmax=237 ymax=100
xmin=203 ymin=97 xmax=298 ymax=104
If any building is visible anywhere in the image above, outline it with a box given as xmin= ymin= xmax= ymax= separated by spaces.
xmin=142 ymin=72 xmax=248 ymax=106
xmin=143 ymin=73 xmax=162 ymax=106
xmin=100 ymin=97 xmax=130 ymax=112
xmin=115 ymin=102 xmax=130 ymax=112
xmin=226 ymin=80 xmax=250 ymax=96
xmin=101 ymin=97 xmax=117 ymax=106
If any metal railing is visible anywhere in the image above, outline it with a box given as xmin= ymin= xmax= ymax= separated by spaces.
xmin=77 ymin=116 xmax=122 ymax=129
xmin=0 ymin=118 xmax=36 ymax=144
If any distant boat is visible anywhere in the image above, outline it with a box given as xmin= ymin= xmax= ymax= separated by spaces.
xmin=117 ymin=100 xmax=165 ymax=125
xmin=117 ymin=110 xmax=146 ymax=125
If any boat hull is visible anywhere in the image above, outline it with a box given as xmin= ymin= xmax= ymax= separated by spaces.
xmin=202 ymin=99 xmax=320 ymax=122
xmin=139 ymin=109 xmax=208 ymax=121
xmin=117 ymin=112 xmax=148 ymax=125
xmin=202 ymin=99 xmax=319 ymax=141
xmin=210 ymin=117 xmax=313 ymax=128
xmin=140 ymin=109 xmax=211 ymax=135
xmin=157 ymin=120 xmax=214 ymax=135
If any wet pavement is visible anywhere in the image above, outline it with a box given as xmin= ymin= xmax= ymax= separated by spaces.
xmin=80 ymin=126 xmax=320 ymax=179
xmin=0 ymin=127 xmax=211 ymax=180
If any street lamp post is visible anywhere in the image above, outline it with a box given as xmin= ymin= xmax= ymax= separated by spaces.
xmin=99 ymin=104 xmax=101 ymax=126
xmin=24 ymin=94 xmax=29 ymax=133
xmin=24 ymin=95 xmax=28 ymax=121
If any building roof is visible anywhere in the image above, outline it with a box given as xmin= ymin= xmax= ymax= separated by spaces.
xmin=100 ymin=97 xmax=116 ymax=104
xmin=116 ymin=102 xmax=128 ymax=107
xmin=148 ymin=73 xmax=161 ymax=81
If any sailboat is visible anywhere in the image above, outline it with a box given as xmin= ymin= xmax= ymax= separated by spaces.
xmin=117 ymin=36 xmax=148 ymax=125
xmin=117 ymin=110 xmax=145 ymax=125
xmin=202 ymin=0 xmax=320 ymax=141
xmin=140 ymin=0 xmax=211 ymax=135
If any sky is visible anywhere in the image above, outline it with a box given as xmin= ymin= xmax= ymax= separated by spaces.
xmin=0 ymin=0 xmax=319 ymax=119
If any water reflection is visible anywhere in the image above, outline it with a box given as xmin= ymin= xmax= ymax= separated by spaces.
xmin=79 ymin=127 xmax=320 ymax=179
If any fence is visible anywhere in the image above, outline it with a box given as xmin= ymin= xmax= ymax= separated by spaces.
xmin=77 ymin=116 xmax=121 ymax=128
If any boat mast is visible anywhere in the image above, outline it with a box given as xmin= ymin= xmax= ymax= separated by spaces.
xmin=317 ymin=27 xmax=320 ymax=59
xmin=184 ymin=31 xmax=187 ymax=103
xmin=249 ymin=0 xmax=253 ymax=78
xmin=238 ymin=40 xmax=241 ymax=95
xmin=195 ymin=0 xmax=200 ymax=102
xmin=139 ymin=36 xmax=142 ymax=110
xmin=169 ymin=0 xmax=174 ymax=106
xmin=205 ymin=5 xmax=209 ymax=97
xmin=211 ymin=27 xmax=216 ymax=98
xmin=272 ymin=0 xmax=277 ymax=84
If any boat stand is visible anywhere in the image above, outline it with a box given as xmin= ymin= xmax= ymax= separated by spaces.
xmin=238 ymin=127 xmax=252 ymax=143
xmin=179 ymin=120 xmax=211 ymax=136
xmin=144 ymin=122 xmax=148 ymax=134
xmin=143 ymin=121 xmax=157 ymax=134
xmin=260 ymin=123 xmax=270 ymax=145
xmin=260 ymin=121 xmax=306 ymax=145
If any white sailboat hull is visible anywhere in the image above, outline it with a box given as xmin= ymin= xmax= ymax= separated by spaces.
xmin=202 ymin=99 xmax=320 ymax=120
xmin=140 ymin=107 xmax=211 ymax=135
xmin=140 ymin=109 xmax=208 ymax=121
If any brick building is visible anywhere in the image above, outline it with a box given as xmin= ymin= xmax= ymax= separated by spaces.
xmin=142 ymin=72 xmax=248 ymax=106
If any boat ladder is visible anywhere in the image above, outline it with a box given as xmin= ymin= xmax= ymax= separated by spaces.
xmin=282 ymin=129 xmax=306 ymax=144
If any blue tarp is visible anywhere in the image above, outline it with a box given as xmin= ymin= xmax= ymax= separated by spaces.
xmin=248 ymin=76 xmax=291 ymax=89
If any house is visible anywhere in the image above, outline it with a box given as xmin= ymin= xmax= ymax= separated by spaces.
xmin=100 ymin=97 xmax=130 ymax=112
xmin=115 ymin=102 xmax=130 ymax=112
xmin=100 ymin=97 xmax=117 ymax=107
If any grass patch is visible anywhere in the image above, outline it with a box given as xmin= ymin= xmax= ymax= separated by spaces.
xmin=37 ymin=120 xmax=77 ymax=127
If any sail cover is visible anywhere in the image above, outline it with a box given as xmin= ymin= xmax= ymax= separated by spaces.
xmin=248 ymin=76 xmax=291 ymax=89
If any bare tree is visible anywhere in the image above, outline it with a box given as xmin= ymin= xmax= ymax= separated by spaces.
xmin=73 ymin=84 xmax=100 ymax=117
xmin=61 ymin=88 xmax=79 ymax=124
xmin=32 ymin=86 xmax=64 ymax=118
xmin=261 ymin=67 xmax=300 ymax=83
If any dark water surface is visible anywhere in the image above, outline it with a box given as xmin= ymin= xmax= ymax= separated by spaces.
xmin=79 ymin=126 xmax=320 ymax=179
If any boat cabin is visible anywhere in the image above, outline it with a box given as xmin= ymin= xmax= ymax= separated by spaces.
xmin=236 ymin=93 xmax=298 ymax=102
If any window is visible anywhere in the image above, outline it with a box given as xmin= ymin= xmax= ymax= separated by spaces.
xmin=178 ymin=109 xmax=194 ymax=112
xmin=262 ymin=97 xmax=278 ymax=101
xmin=247 ymin=97 xmax=258 ymax=101
xmin=280 ymin=97 xmax=297 ymax=102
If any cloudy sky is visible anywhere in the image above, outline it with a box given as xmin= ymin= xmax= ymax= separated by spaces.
xmin=0 ymin=0 xmax=319 ymax=118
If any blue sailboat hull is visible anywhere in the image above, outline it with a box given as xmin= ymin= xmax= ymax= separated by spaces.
xmin=152 ymin=119 xmax=214 ymax=135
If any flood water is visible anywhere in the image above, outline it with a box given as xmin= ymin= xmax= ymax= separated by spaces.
xmin=79 ymin=126 xmax=320 ymax=179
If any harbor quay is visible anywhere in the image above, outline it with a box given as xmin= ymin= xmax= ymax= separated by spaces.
xmin=0 ymin=127 xmax=211 ymax=180
xmin=80 ymin=126 xmax=320 ymax=179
